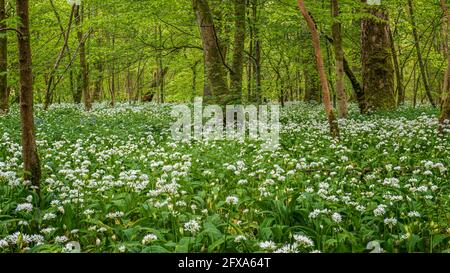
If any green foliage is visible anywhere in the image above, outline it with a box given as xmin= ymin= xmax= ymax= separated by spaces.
xmin=0 ymin=102 xmax=449 ymax=253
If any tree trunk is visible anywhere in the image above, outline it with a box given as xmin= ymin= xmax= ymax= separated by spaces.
xmin=126 ymin=67 xmax=132 ymax=103
xmin=441 ymin=0 xmax=449 ymax=106
xmin=75 ymin=4 xmax=91 ymax=111
xmin=157 ymin=25 xmax=165 ymax=103
xmin=361 ymin=2 xmax=396 ymax=112
xmin=388 ymin=26 xmax=404 ymax=106
xmin=298 ymin=0 xmax=339 ymax=138
xmin=73 ymin=71 xmax=82 ymax=103
xmin=247 ymin=0 xmax=253 ymax=102
xmin=110 ymin=35 xmax=115 ymax=106
xmin=407 ymin=0 xmax=436 ymax=107
xmin=16 ymin=0 xmax=41 ymax=190
xmin=193 ymin=0 xmax=230 ymax=105
xmin=93 ymin=33 xmax=103 ymax=102
xmin=230 ymin=0 xmax=246 ymax=104
xmin=331 ymin=0 xmax=348 ymax=118
xmin=252 ymin=0 xmax=262 ymax=103
xmin=324 ymin=34 xmax=365 ymax=112
xmin=440 ymin=0 xmax=450 ymax=132
xmin=44 ymin=1 xmax=75 ymax=110
xmin=192 ymin=60 xmax=200 ymax=101
xmin=0 ymin=0 xmax=7 ymax=114
xmin=93 ymin=60 xmax=103 ymax=101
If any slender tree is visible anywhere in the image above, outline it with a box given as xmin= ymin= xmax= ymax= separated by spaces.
xmin=388 ymin=27 xmax=404 ymax=106
xmin=44 ymin=3 xmax=76 ymax=110
xmin=407 ymin=0 xmax=436 ymax=107
xmin=0 ymin=0 xmax=7 ymax=114
xmin=16 ymin=0 xmax=41 ymax=190
xmin=75 ymin=2 xmax=91 ymax=111
xmin=331 ymin=0 xmax=348 ymax=118
xmin=298 ymin=0 xmax=339 ymax=138
xmin=252 ymin=0 xmax=262 ymax=103
xmin=230 ymin=0 xmax=246 ymax=104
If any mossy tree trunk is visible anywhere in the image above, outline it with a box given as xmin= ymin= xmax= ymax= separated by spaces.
xmin=193 ymin=0 xmax=230 ymax=105
xmin=361 ymin=2 xmax=396 ymax=112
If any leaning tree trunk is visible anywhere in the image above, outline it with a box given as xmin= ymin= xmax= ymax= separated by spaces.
xmin=193 ymin=0 xmax=230 ymax=105
xmin=75 ymin=4 xmax=91 ymax=111
xmin=407 ymin=0 xmax=436 ymax=108
xmin=298 ymin=0 xmax=339 ymax=138
xmin=230 ymin=0 xmax=246 ymax=104
xmin=323 ymin=33 xmax=366 ymax=112
xmin=0 ymin=0 xmax=7 ymax=114
xmin=361 ymin=2 xmax=396 ymax=112
xmin=440 ymin=0 xmax=450 ymax=133
xmin=44 ymin=3 xmax=75 ymax=110
xmin=331 ymin=0 xmax=348 ymax=118
xmin=16 ymin=0 xmax=41 ymax=190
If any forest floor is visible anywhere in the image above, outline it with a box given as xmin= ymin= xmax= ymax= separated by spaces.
xmin=0 ymin=102 xmax=449 ymax=253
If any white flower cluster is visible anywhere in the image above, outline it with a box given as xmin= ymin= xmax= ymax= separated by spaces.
xmin=293 ymin=234 xmax=314 ymax=247
xmin=258 ymin=241 xmax=277 ymax=250
xmin=106 ymin=211 xmax=125 ymax=219
xmin=142 ymin=234 xmax=158 ymax=244
xmin=15 ymin=203 xmax=33 ymax=212
xmin=1 ymin=232 xmax=44 ymax=247
xmin=373 ymin=204 xmax=387 ymax=216
xmin=184 ymin=219 xmax=201 ymax=233
xmin=225 ymin=196 xmax=239 ymax=205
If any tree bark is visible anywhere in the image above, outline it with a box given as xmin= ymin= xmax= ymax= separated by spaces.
xmin=440 ymin=0 xmax=450 ymax=132
xmin=298 ymin=0 xmax=339 ymax=138
xmin=252 ymin=0 xmax=262 ymax=103
xmin=75 ymin=4 xmax=91 ymax=111
xmin=361 ymin=2 xmax=396 ymax=112
xmin=16 ymin=0 xmax=41 ymax=190
xmin=407 ymin=0 xmax=436 ymax=107
xmin=323 ymin=34 xmax=365 ymax=112
xmin=331 ymin=0 xmax=348 ymax=118
xmin=193 ymin=0 xmax=230 ymax=105
xmin=0 ymin=0 xmax=7 ymax=114
xmin=247 ymin=0 xmax=253 ymax=102
xmin=230 ymin=0 xmax=246 ymax=104
xmin=110 ymin=34 xmax=115 ymax=106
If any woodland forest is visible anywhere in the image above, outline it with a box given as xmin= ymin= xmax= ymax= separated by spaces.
xmin=0 ymin=0 xmax=449 ymax=254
